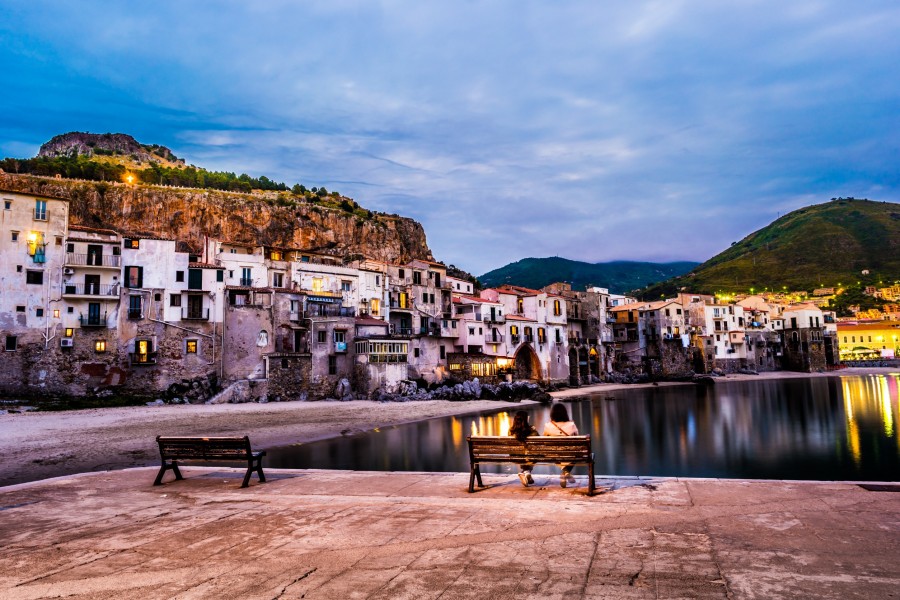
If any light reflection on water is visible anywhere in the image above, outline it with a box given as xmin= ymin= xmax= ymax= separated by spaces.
xmin=266 ymin=374 xmax=900 ymax=481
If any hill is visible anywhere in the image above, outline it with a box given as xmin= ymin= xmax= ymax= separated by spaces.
xmin=639 ymin=198 xmax=900 ymax=299
xmin=479 ymin=257 xmax=699 ymax=294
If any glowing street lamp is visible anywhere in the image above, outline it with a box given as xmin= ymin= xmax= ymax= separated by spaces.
xmin=125 ymin=174 xmax=135 ymax=185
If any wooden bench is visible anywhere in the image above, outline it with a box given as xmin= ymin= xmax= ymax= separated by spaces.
xmin=154 ymin=436 xmax=266 ymax=488
xmin=467 ymin=435 xmax=596 ymax=495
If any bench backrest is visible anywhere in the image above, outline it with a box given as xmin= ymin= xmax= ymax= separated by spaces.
xmin=467 ymin=435 xmax=592 ymax=463
xmin=157 ymin=436 xmax=253 ymax=460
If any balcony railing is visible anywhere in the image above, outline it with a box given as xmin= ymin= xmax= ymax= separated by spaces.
xmin=524 ymin=335 xmax=534 ymax=344
xmin=239 ymin=277 xmax=253 ymax=286
xmin=65 ymin=253 xmax=121 ymax=267
xmin=33 ymin=208 xmax=47 ymax=221
xmin=182 ymin=308 xmax=209 ymax=321
xmin=485 ymin=333 xmax=504 ymax=343
xmin=484 ymin=314 xmax=505 ymax=324
xmin=510 ymin=335 xmax=520 ymax=345
xmin=130 ymin=352 xmax=157 ymax=365
xmin=289 ymin=311 xmax=302 ymax=322
xmin=306 ymin=305 xmax=355 ymax=318
xmin=127 ymin=308 xmax=143 ymax=320
xmin=79 ymin=312 xmax=108 ymax=327
xmin=63 ymin=283 xmax=119 ymax=296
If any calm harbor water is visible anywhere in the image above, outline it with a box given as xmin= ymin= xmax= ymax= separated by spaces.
xmin=267 ymin=374 xmax=900 ymax=481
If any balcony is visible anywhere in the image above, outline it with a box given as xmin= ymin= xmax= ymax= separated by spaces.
xmin=239 ymin=277 xmax=253 ymax=287
xmin=485 ymin=333 xmax=504 ymax=344
xmin=63 ymin=283 xmax=119 ymax=297
xmin=335 ymin=341 xmax=348 ymax=353
xmin=392 ymin=327 xmax=414 ymax=336
xmin=484 ymin=314 xmax=505 ymax=324
xmin=79 ymin=312 xmax=108 ymax=327
xmin=306 ymin=304 xmax=355 ymax=318
xmin=127 ymin=308 xmax=143 ymax=320
xmin=65 ymin=253 xmax=121 ymax=268
xmin=524 ymin=335 xmax=534 ymax=344
xmin=182 ymin=308 xmax=209 ymax=321
xmin=568 ymin=337 xmax=582 ymax=345
xmin=510 ymin=335 xmax=521 ymax=345
xmin=130 ymin=352 xmax=157 ymax=365
xmin=33 ymin=208 xmax=47 ymax=221
xmin=289 ymin=311 xmax=302 ymax=322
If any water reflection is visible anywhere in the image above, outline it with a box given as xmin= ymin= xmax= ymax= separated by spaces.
xmin=266 ymin=374 xmax=900 ymax=481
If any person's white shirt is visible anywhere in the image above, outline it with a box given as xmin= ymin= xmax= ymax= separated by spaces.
xmin=542 ymin=421 xmax=578 ymax=436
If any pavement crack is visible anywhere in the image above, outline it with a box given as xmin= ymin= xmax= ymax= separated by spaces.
xmin=579 ymin=531 xmax=601 ymax=596
xmin=272 ymin=567 xmax=317 ymax=600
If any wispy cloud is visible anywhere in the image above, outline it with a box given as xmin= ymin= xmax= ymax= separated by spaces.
xmin=1 ymin=1 xmax=898 ymax=274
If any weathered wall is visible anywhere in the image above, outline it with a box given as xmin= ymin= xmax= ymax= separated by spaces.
xmin=0 ymin=174 xmax=433 ymax=264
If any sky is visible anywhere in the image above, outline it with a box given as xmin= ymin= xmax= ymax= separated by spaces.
xmin=1 ymin=1 xmax=899 ymax=275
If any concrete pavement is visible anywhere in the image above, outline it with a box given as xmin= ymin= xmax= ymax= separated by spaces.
xmin=1 ymin=468 xmax=898 ymax=599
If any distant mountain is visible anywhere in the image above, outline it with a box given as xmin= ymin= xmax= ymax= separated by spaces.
xmin=639 ymin=198 xmax=900 ymax=299
xmin=38 ymin=132 xmax=185 ymax=168
xmin=479 ymin=257 xmax=700 ymax=294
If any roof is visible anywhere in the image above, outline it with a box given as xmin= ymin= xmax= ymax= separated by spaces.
xmin=121 ymin=232 xmax=176 ymax=242
xmin=505 ymin=314 xmax=536 ymax=322
xmin=610 ymin=302 xmax=645 ymax=312
xmin=67 ymin=224 xmax=120 ymax=236
xmin=0 ymin=187 xmax=70 ymax=202
xmin=188 ymin=262 xmax=223 ymax=270
xmin=355 ymin=316 xmax=388 ymax=327
xmin=837 ymin=321 xmax=900 ymax=331
xmin=225 ymin=285 xmax=274 ymax=292
xmin=496 ymin=284 xmax=543 ymax=296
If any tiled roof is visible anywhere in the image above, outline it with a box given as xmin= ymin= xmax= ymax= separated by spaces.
xmin=505 ymin=314 xmax=536 ymax=322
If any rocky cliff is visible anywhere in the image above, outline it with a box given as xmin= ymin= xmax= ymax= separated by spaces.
xmin=0 ymin=173 xmax=433 ymax=263
xmin=38 ymin=132 xmax=182 ymax=166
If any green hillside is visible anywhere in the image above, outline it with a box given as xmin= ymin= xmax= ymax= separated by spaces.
xmin=480 ymin=257 xmax=699 ymax=294
xmin=639 ymin=198 xmax=900 ymax=299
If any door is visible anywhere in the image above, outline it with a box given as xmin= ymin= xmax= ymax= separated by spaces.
xmin=187 ymin=294 xmax=204 ymax=319
xmin=85 ymin=274 xmax=101 ymax=295
xmin=88 ymin=302 xmax=101 ymax=326
xmin=87 ymin=245 xmax=102 ymax=266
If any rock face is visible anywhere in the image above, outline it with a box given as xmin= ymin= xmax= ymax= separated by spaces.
xmin=38 ymin=132 xmax=181 ymax=165
xmin=0 ymin=173 xmax=433 ymax=263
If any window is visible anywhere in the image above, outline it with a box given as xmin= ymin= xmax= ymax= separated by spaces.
xmin=95 ymin=340 xmax=107 ymax=353
xmin=413 ymin=271 xmax=422 ymax=285
xmin=375 ymin=275 xmax=380 ymax=285
xmin=134 ymin=338 xmax=154 ymax=363
xmin=154 ymin=293 xmax=161 ymax=302
xmin=398 ymin=269 xmax=405 ymax=279
xmin=341 ymin=280 xmax=351 ymax=292
xmin=311 ymin=277 xmax=324 ymax=292
xmin=124 ymin=266 xmax=143 ymax=288
xmin=370 ymin=298 xmax=380 ymax=316
xmin=53 ymin=309 xmax=59 ymax=318
xmin=11 ymin=231 xmax=19 ymax=242
xmin=216 ymin=270 xmax=224 ymax=282
xmin=555 ymin=329 xmax=562 ymax=343
xmin=36 ymin=308 xmax=44 ymax=317
xmin=538 ymin=328 xmax=546 ymax=343
xmin=66 ymin=242 xmax=75 ymax=253
xmin=34 ymin=200 xmax=47 ymax=220
xmin=469 ymin=327 xmax=475 ymax=335
xmin=328 ymin=355 xmax=337 ymax=375
xmin=517 ymin=298 xmax=524 ymax=314
xmin=241 ymin=267 xmax=252 ymax=286
xmin=170 ymin=294 xmax=182 ymax=307
xmin=128 ymin=295 xmax=143 ymax=319
xmin=113 ymin=246 xmax=121 ymax=256
xmin=334 ymin=330 xmax=346 ymax=343
xmin=553 ymin=300 xmax=561 ymax=316
xmin=413 ymin=347 xmax=420 ymax=358
xmin=175 ymin=271 xmax=184 ymax=282
xmin=186 ymin=339 xmax=198 ymax=354
xmin=124 ymin=239 xmax=139 ymax=249
xmin=67 ymin=307 xmax=74 ymax=314
xmin=5 ymin=336 xmax=17 ymax=351
xmin=26 ymin=270 xmax=44 ymax=285
xmin=423 ymin=292 xmax=428 ymax=303
xmin=16 ymin=265 xmax=22 ymax=272
xmin=230 ymin=248 xmax=237 ymax=254
xmin=3 ymin=200 xmax=10 ymax=210
xmin=270 ymin=250 xmax=283 ymax=261
xmin=272 ymin=272 xmax=284 ymax=288
xmin=65 ymin=328 xmax=74 ymax=337
xmin=429 ymin=293 xmax=434 ymax=304
xmin=440 ymin=346 xmax=446 ymax=359
xmin=317 ymin=330 xmax=327 ymax=343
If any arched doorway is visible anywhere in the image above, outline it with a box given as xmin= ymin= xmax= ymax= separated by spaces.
xmin=578 ymin=348 xmax=589 ymax=384
xmin=515 ymin=345 xmax=541 ymax=381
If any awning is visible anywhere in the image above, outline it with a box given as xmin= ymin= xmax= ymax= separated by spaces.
xmin=307 ymin=295 xmax=340 ymax=303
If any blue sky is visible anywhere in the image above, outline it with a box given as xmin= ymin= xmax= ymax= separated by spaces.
xmin=2 ymin=1 xmax=899 ymax=275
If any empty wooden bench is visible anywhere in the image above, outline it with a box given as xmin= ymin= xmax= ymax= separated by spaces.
xmin=467 ymin=435 xmax=596 ymax=495
xmin=154 ymin=436 xmax=266 ymax=488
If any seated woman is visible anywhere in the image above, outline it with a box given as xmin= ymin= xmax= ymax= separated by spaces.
xmin=542 ymin=403 xmax=579 ymax=488
xmin=508 ymin=410 xmax=538 ymax=487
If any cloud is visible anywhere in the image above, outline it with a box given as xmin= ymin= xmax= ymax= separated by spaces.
xmin=1 ymin=1 xmax=899 ymax=275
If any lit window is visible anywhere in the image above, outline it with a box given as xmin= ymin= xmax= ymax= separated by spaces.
xmin=370 ymin=298 xmax=380 ymax=316
xmin=65 ymin=328 xmax=74 ymax=337
xmin=53 ymin=309 xmax=60 ymax=318
xmin=186 ymin=339 xmax=198 ymax=354
xmin=95 ymin=340 xmax=107 ymax=353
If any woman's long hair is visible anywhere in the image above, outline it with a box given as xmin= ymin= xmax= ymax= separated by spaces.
xmin=509 ymin=410 xmax=533 ymax=441
xmin=550 ymin=403 xmax=570 ymax=423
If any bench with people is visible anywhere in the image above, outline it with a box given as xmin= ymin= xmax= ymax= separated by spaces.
xmin=466 ymin=403 xmax=596 ymax=495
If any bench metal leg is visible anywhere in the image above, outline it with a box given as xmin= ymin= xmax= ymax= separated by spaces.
xmin=468 ymin=464 xmax=477 ymax=492
xmin=241 ymin=458 xmax=265 ymax=488
xmin=154 ymin=461 xmax=183 ymax=486
xmin=475 ymin=465 xmax=484 ymax=488
xmin=588 ymin=461 xmax=596 ymax=496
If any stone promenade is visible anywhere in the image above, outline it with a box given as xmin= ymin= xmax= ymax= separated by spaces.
xmin=1 ymin=468 xmax=898 ymax=599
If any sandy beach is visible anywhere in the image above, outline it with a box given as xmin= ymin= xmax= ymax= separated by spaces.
xmin=1 ymin=367 xmax=896 ymax=488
